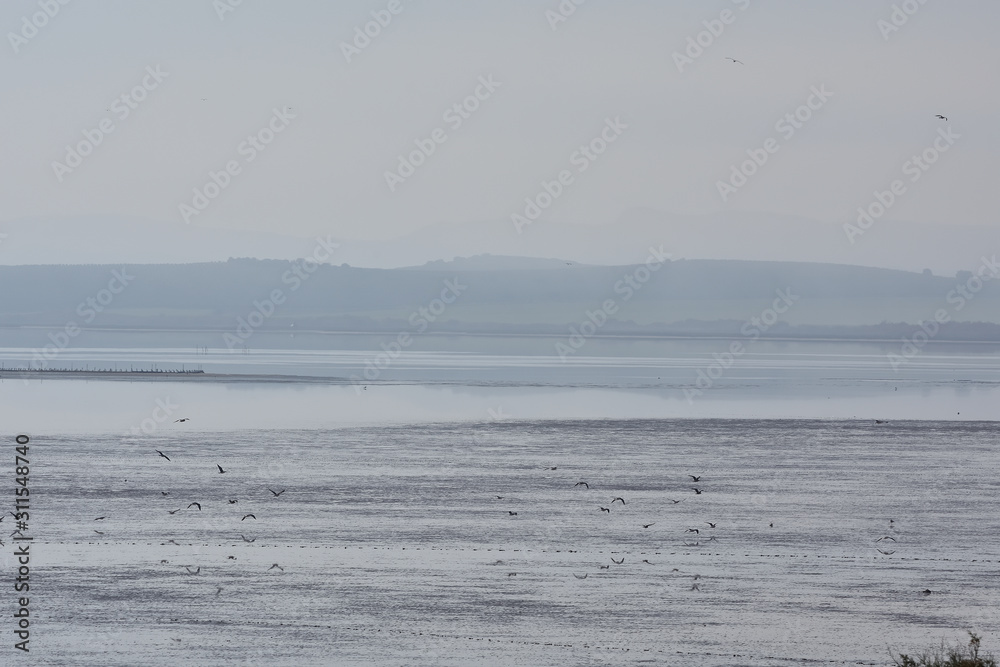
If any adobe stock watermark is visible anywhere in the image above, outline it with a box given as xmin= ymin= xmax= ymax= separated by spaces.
xmin=29 ymin=268 xmax=135 ymax=370
xmin=7 ymin=0 xmax=72 ymax=55
xmin=511 ymin=116 xmax=628 ymax=234
xmin=683 ymin=288 xmax=799 ymax=403
xmin=877 ymin=0 xmax=932 ymax=41
xmin=213 ymin=0 xmax=244 ymax=21
xmin=179 ymin=106 xmax=296 ymax=224
xmin=340 ymin=0 xmax=412 ymax=63
xmin=545 ymin=0 xmax=587 ymax=31
xmin=51 ymin=65 xmax=169 ymax=183
xmin=843 ymin=126 xmax=960 ymax=245
xmin=673 ymin=0 xmax=752 ymax=73
xmin=384 ymin=75 xmax=501 ymax=193
xmin=555 ymin=245 xmax=671 ymax=360
xmin=350 ymin=278 xmax=467 ymax=392
xmin=716 ymin=84 xmax=833 ymax=203
xmin=887 ymin=255 xmax=999 ymax=370
xmin=223 ymin=237 xmax=339 ymax=350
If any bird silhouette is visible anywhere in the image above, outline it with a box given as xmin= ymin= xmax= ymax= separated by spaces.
xmin=599 ymin=565 xmax=610 ymax=569
xmin=94 ymin=517 xmax=106 ymax=521
xmin=574 ymin=482 xmax=589 ymax=489
xmin=685 ymin=528 xmax=700 ymax=534
xmin=93 ymin=530 xmax=104 ymax=535
xmin=167 ymin=509 xmax=181 ymax=515
xmin=546 ymin=466 xmax=557 ymax=470
xmin=667 ymin=498 xmax=682 ymax=504
xmin=690 ymin=583 xmax=701 ymax=591
xmin=642 ymin=559 xmax=653 ymax=565
xmin=217 ymin=465 xmax=226 ymax=474
xmin=166 ymin=539 xmax=180 ymax=545
xmin=215 ymin=586 xmax=223 ymax=596
xmin=611 ymin=497 xmax=625 ymax=505
xmin=935 ymin=114 xmax=948 ymax=121
xmin=156 ymin=450 xmax=171 ymax=461
xmin=724 ymin=57 xmax=744 ymax=65
xmin=877 ymin=549 xmax=896 ymax=555
xmin=573 ymin=573 xmax=587 ymax=579
xmin=174 ymin=418 xmax=190 ymax=423
xmin=692 ymin=488 xmax=703 ymax=494
xmin=495 ymin=496 xmax=503 ymax=500
xmin=599 ymin=507 xmax=610 ymax=513
xmin=228 ymin=499 xmax=238 ymax=504
xmin=240 ymin=534 xmax=255 ymax=543
xmin=184 ymin=566 xmax=200 ymax=575
xmin=188 ymin=502 xmax=201 ymax=510
xmin=705 ymin=522 xmax=717 ymax=528
xmin=268 ymin=563 xmax=284 ymax=571
xmin=508 ymin=572 xmax=516 ymax=577
xmin=508 ymin=511 xmax=518 ymax=516
xmin=689 ymin=475 xmax=701 ymax=482
xmin=875 ymin=536 xmax=896 ymax=542
xmin=611 ymin=557 xmax=624 ymax=564
xmin=161 ymin=492 xmax=170 ymax=496
xmin=227 ymin=556 xmax=236 ymax=560
xmin=241 ymin=514 xmax=256 ymax=521
xmin=268 ymin=488 xmax=286 ymax=497
xmin=921 ymin=588 xmax=932 ymax=595
xmin=642 ymin=523 xmax=655 ymax=528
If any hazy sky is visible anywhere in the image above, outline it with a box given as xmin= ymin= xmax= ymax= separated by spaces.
xmin=3 ymin=0 xmax=998 ymax=244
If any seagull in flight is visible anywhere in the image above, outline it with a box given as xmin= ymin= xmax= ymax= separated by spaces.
xmin=188 ymin=502 xmax=201 ymax=510
xmin=875 ymin=536 xmax=896 ymax=542
xmin=574 ymin=482 xmax=589 ymax=489
xmin=268 ymin=488 xmax=286 ymax=497
xmin=689 ymin=475 xmax=701 ymax=482
xmin=705 ymin=522 xmax=717 ymax=528
xmin=599 ymin=507 xmax=610 ymax=513
xmin=685 ymin=528 xmax=700 ymax=534
xmin=217 ymin=464 xmax=226 ymax=474
xmin=228 ymin=499 xmax=238 ymax=504
xmin=508 ymin=511 xmax=518 ymax=516
xmin=611 ymin=497 xmax=625 ymax=505
xmin=935 ymin=114 xmax=948 ymax=121
xmin=667 ymin=498 xmax=683 ymax=504
xmin=94 ymin=516 xmax=106 ymax=521
xmin=268 ymin=563 xmax=284 ymax=571
xmin=167 ymin=509 xmax=181 ymax=515
xmin=611 ymin=557 xmax=624 ymax=564
xmin=877 ymin=549 xmax=896 ymax=555
xmin=642 ymin=523 xmax=655 ymax=529
xmin=573 ymin=573 xmax=588 ymax=580
xmin=156 ymin=450 xmax=171 ymax=461
xmin=174 ymin=418 xmax=190 ymax=423
xmin=241 ymin=514 xmax=256 ymax=521
xmin=725 ymin=57 xmax=744 ymax=65
xmin=184 ymin=566 xmax=200 ymax=575
xmin=240 ymin=534 xmax=255 ymax=543
xmin=93 ymin=530 xmax=104 ymax=535
xmin=215 ymin=586 xmax=223 ymax=596
xmin=692 ymin=488 xmax=703 ymax=494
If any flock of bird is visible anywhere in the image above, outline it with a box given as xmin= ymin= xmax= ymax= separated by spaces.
xmin=84 ymin=420 xmax=289 ymax=587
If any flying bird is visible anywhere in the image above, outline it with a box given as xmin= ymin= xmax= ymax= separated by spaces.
xmin=241 ymin=514 xmax=256 ymax=521
xmin=495 ymin=496 xmax=504 ymax=500
xmin=174 ymin=418 xmax=190 ymax=423
xmin=228 ymin=499 xmax=238 ymax=504
xmin=573 ymin=573 xmax=587 ymax=580
xmin=508 ymin=511 xmax=518 ymax=516
xmin=611 ymin=557 xmax=624 ymax=564
xmin=642 ymin=559 xmax=653 ymax=565
xmin=877 ymin=549 xmax=896 ymax=555
xmin=642 ymin=523 xmax=655 ymax=529
xmin=188 ymin=503 xmax=201 ymax=510
xmin=546 ymin=466 xmax=557 ymax=470
xmin=875 ymin=536 xmax=896 ymax=542
xmin=93 ymin=530 xmax=104 ymax=535
xmin=215 ymin=586 xmax=223 ymax=597
xmin=94 ymin=517 xmax=106 ymax=521
xmin=667 ymin=499 xmax=683 ymax=504
xmin=185 ymin=566 xmax=200 ymax=575
xmin=724 ymin=57 xmax=744 ymax=65
xmin=921 ymin=589 xmax=932 ymax=595
xmin=689 ymin=475 xmax=701 ymax=482
xmin=691 ymin=583 xmax=701 ymax=591
xmin=268 ymin=488 xmax=286 ymax=497
xmin=156 ymin=450 xmax=171 ymax=461
xmin=599 ymin=565 xmax=610 ymax=570
xmin=240 ymin=534 xmax=255 ymax=543
xmin=217 ymin=465 xmax=226 ymax=474
xmin=705 ymin=522 xmax=717 ymax=528
xmin=599 ymin=507 xmax=610 ymax=513
xmin=166 ymin=539 xmax=180 ymax=545
xmin=268 ymin=563 xmax=284 ymax=571
xmin=167 ymin=509 xmax=181 ymax=515
xmin=685 ymin=528 xmax=700 ymax=534
xmin=574 ymin=482 xmax=589 ymax=489
xmin=227 ymin=556 xmax=236 ymax=560
xmin=692 ymin=488 xmax=703 ymax=494
xmin=935 ymin=114 xmax=948 ymax=121
xmin=161 ymin=492 xmax=170 ymax=496
xmin=611 ymin=497 xmax=625 ymax=505
xmin=508 ymin=572 xmax=516 ymax=577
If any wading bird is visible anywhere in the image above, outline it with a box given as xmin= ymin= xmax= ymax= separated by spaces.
xmin=156 ymin=450 xmax=171 ymax=461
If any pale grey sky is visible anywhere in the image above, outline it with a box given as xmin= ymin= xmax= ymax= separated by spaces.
xmin=2 ymin=0 xmax=997 ymax=251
